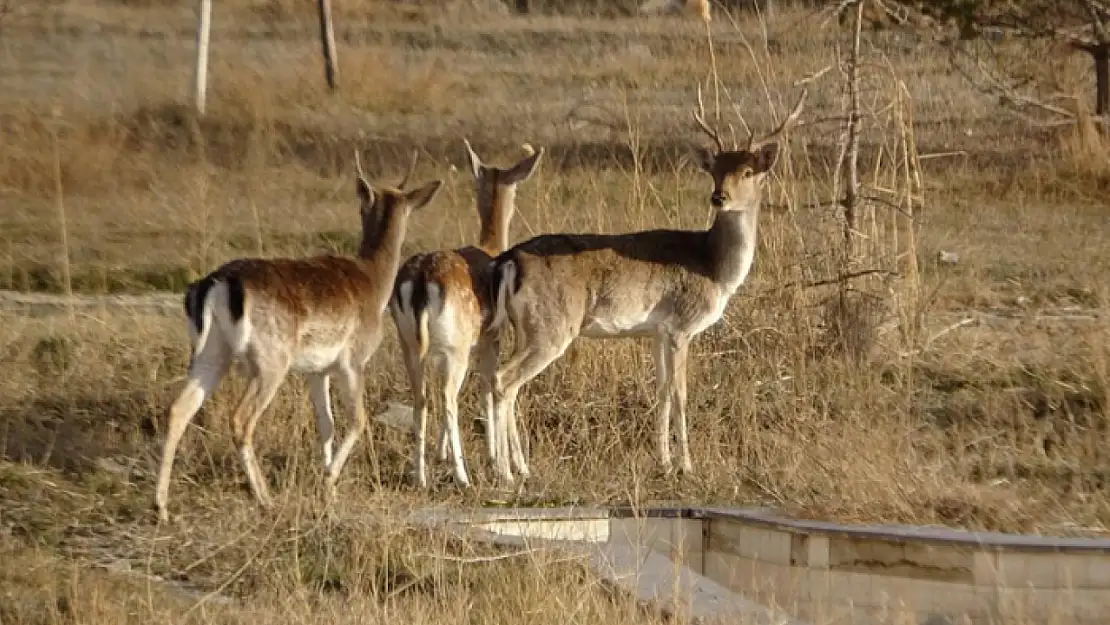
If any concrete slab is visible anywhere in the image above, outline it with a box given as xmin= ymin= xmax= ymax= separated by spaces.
xmin=475 ymin=517 xmax=610 ymax=543
xmin=409 ymin=506 xmax=811 ymax=625
xmin=408 ymin=504 xmax=1110 ymax=625
xmin=581 ymin=540 xmax=808 ymax=625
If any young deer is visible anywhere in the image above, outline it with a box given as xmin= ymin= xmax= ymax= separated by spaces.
xmin=390 ymin=140 xmax=543 ymax=488
xmin=486 ymin=89 xmax=807 ymax=483
xmin=154 ymin=151 xmax=444 ymax=522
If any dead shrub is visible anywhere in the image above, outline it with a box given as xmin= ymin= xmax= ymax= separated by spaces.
xmin=814 ymin=287 xmax=885 ymax=364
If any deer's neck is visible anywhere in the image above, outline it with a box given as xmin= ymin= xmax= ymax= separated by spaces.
xmin=708 ymin=204 xmax=761 ymax=294
xmin=357 ymin=212 xmax=409 ymax=306
xmin=477 ymin=185 xmax=516 ymax=255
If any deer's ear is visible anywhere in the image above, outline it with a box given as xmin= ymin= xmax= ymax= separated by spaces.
xmin=356 ymin=177 xmax=374 ymax=205
xmin=502 ymin=147 xmax=544 ymax=185
xmin=405 ymin=180 xmax=444 ymax=212
xmin=462 ymin=139 xmax=483 ymax=180
xmin=754 ymin=143 xmax=780 ymax=173
xmin=694 ymin=146 xmax=715 ymax=173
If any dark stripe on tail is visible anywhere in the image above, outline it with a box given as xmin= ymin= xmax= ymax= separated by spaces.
xmin=184 ymin=272 xmax=246 ymax=334
xmin=226 ymin=276 xmax=245 ymax=323
xmin=185 ymin=276 xmax=215 ymax=335
xmin=391 ymin=273 xmax=429 ymax=318
xmin=489 ymin=251 xmax=522 ymax=303
xmin=410 ymin=278 xmax=428 ymax=320
xmin=183 ymin=281 xmax=198 ymax=328
xmin=486 ymin=251 xmax=522 ymax=331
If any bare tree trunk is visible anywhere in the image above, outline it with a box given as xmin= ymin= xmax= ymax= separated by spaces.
xmin=193 ymin=0 xmax=212 ymax=115
xmin=843 ymin=0 xmax=863 ymax=260
xmin=1095 ymin=44 xmax=1109 ymax=117
xmin=317 ymin=0 xmax=339 ymax=91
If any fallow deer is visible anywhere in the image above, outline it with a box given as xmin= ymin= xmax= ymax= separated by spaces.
xmin=486 ymin=89 xmax=808 ymax=483
xmin=390 ymin=140 xmax=544 ymax=488
xmin=154 ymin=150 xmax=444 ymax=522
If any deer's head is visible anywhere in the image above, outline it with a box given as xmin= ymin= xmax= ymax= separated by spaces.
xmin=354 ymin=149 xmax=443 ymax=249
xmin=462 ymin=138 xmax=545 ymax=227
xmin=692 ymin=88 xmax=807 ymax=214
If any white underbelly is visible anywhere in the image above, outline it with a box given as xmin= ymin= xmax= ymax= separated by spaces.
xmin=581 ymin=310 xmax=662 ymax=338
xmin=291 ymin=344 xmax=345 ymax=373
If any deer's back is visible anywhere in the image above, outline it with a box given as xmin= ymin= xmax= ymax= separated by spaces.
xmin=210 ymin=256 xmax=389 ymax=366
xmin=504 ymin=230 xmax=726 ymax=337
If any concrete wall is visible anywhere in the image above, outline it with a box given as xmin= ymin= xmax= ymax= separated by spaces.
xmin=610 ymin=509 xmax=1110 ymax=624
xmin=420 ymin=505 xmax=1110 ymax=625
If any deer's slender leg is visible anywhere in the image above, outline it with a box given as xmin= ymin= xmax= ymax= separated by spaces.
xmin=475 ymin=331 xmax=501 ymax=468
xmin=155 ymin=344 xmax=230 ymax=522
xmin=440 ymin=347 xmax=472 ymax=486
xmin=494 ymin=333 xmax=574 ymax=481
xmin=652 ymin=333 xmax=675 ymax=474
xmin=399 ymin=331 xmax=429 ymax=489
xmin=326 ymin=362 xmax=367 ymax=491
xmin=670 ymin=335 xmax=693 ymax=475
xmin=308 ymin=374 xmax=335 ymax=470
xmin=230 ymin=359 xmax=289 ymax=509
xmin=436 ymin=376 xmax=451 ymax=464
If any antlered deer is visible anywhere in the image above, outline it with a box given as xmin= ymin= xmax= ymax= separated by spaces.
xmin=486 ymin=89 xmax=807 ymax=483
xmin=155 ymin=150 xmax=443 ymax=522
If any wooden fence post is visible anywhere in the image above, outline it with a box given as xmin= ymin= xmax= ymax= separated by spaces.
xmin=193 ymin=0 xmax=212 ymax=115
xmin=317 ymin=0 xmax=339 ymax=90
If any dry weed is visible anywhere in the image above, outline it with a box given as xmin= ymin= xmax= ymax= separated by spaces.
xmin=2 ymin=3 xmax=1110 ymax=623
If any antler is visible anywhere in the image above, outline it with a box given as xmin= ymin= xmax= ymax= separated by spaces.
xmin=692 ymin=83 xmax=725 ymax=154
xmin=398 ymin=149 xmax=419 ymax=190
xmin=747 ymin=88 xmax=809 ymax=152
xmin=354 ymin=148 xmax=368 ymax=182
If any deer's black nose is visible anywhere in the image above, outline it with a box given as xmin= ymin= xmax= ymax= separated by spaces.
xmin=710 ymin=193 xmax=724 ymax=208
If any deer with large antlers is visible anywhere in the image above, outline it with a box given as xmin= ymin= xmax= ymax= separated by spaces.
xmin=155 ymin=151 xmax=443 ymax=522
xmin=390 ymin=140 xmax=543 ymax=489
xmin=485 ymin=89 xmax=807 ymax=483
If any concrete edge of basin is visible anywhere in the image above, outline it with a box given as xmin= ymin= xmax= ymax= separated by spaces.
xmin=695 ymin=507 xmax=1110 ymax=553
xmin=413 ymin=504 xmax=1110 ymax=553
xmin=409 ymin=505 xmax=1110 ymax=625
xmin=407 ymin=505 xmax=613 ymax=528
xmin=411 ymin=508 xmax=811 ymax=625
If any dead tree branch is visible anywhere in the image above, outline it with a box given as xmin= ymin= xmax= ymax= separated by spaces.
xmin=946 ymin=43 xmax=1084 ymax=124
xmin=749 ymin=268 xmax=898 ymax=297
xmin=882 ymin=0 xmax=1110 ymax=118
xmin=831 ymin=0 xmax=865 ymax=264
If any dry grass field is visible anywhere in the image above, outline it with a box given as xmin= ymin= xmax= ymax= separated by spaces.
xmin=2 ymin=0 xmax=1110 ymax=622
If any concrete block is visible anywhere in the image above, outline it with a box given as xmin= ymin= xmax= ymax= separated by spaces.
xmin=972 ymin=551 xmax=1000 ymax=587
xmin=609 ymin=516 xmax=672 ymax=556
xmin=1085 ymin=555 xmax=1110 ymax=588
xmin=808 ymin=535 xmax=830 ymax=570
xmin=672 ymin=519 xmax=705 ymax=575
xmin=827 ymin=570 xmax=876 ymax=607
xmin=709 ymin=518 xmax=792 ymax=565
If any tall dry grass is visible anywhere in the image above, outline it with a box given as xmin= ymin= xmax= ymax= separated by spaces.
xmin=2 ymin=1 xmax=1110 ymax=622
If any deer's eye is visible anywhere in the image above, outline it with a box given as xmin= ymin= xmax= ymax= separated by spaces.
xmin=740 ymin=167 xmax=754 ymax=178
